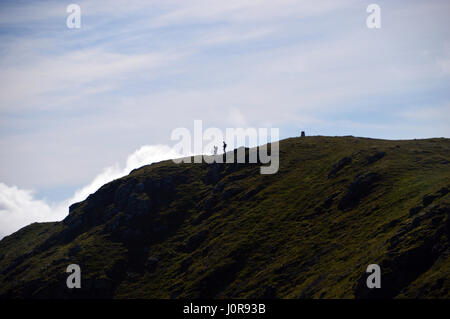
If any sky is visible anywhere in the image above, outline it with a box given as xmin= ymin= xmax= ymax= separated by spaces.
xmin=0 ymin=0 xmax=449 ymax=238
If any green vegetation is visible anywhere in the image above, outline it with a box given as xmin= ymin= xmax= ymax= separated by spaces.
xmin=0 ymin=136 xmax=449 ymax=298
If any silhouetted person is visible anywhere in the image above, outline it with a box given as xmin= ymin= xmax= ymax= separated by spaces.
xmin=223 ymin=141 xmax=227 ymax=154
xmin=213 ymin=145 xmax=218 ymax=155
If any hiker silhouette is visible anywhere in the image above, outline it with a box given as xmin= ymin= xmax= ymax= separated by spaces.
xmin=223 ymin=141 xmax=227 ymax=153
xmin=213 ymin=145 xmax=218 ymax=155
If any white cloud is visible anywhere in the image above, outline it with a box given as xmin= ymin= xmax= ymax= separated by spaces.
xmin=0 ymin=48 xmax=179 ymax=111
xmin=0 ymin=183 xmax=66 ymax=239
xmin=69 ymin=144 xmax=181 ymax=204
xmin=0 ymin=144 xmax=183 ymax=240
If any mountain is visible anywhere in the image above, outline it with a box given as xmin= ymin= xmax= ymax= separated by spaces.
xmin=0 ymin=136 xmax=449 ymax=298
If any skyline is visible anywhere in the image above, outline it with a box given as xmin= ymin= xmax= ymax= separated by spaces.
xmin=0 ymin=0 xmax=449 ymax=238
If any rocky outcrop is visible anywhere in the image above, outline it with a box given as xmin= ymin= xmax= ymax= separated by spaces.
xmin=355 ymin=202 xmax=450 ymax=298
xmin=338 ymin=172 xmax=380 ymax=210
xmin=184 ymin=230 xmax=209 ymax=252
xmin=367 ymin=151 xmax=386 ymax=164
xmin=1 ymin=136 xmax=449 ymax=299
xmin=328 ymin=157 xmax=352 ymax=178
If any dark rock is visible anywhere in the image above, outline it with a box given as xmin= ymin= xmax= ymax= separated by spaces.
xmin=249 ymin=285 xmax=277 ymax=298
xmin=356 ymin=226 xmax=444 ymax=299
xmin=134 ymin=182 xmax=145 ymax=193
xmin=193 ymin=259 xmax=242 ymax=298
xmin=242 ymin=185 xmax=264 ymax=201
xmin=313 ymin=206 xmax=323 ymax=215
xmin=105 ymin=213 xmax=123 ymax=232
xmin=375 ymin=218 xmax=401 ymax=235
xmin=422 ymin=194 xmax=437 ymax=207
xmin=83 ymin=179 xmax=122 ymax=213
xmin=102 ymin=207 xmax=119 ymax=223
xmin=213 ymin=183 xmax=225 ymax=193
xmin=204 ymin=163 xmax=221 ymax=185
xmin=328 ymin=157 xmax=352 ymax=178
xmin=185 ymin=230 xmax=209 ymax=252
xmin=63 ymin=215 xmax=83 ymax=230
xmin=431 ymin=216 xmax=444 ymax=227
xmin=68 ymin=202 xmax=83 ymax=214
xmin=296 ymin=275 xmax=326 ymax=298
xmin=144 ymin=178 xmax=159 ymax=192
xmin=125 ymin=272 xmax=140 ymax=282
xmin=67 ymin=244 xmax=81 ymax=256
xmin=114 ymin=181 xmax=137 ymax=209
xmin=203 ymin=195 xmax=217 ymax=211
xmin=179 ymin=257 xmax=192 ymax=273
xmin=225 ymin=163 xmax=243 ymax=175
xmin=226 ymin=173 xmax=247 ymax=183
xmin=125 ymin=194 xmax=151 ymax=217
xmin=437 ymin=187 xmax=449 ymax=196
xmin=409 ymin=206 xmax=422 ymax=217
xmin=367 ymin=151 xmax=386 ymax=164
xmin=359 ymin=203 xmax=450 ymax=298
xmin=170 ymin=289 xmax=183 ymax=299
xmin=106 ymin=259 xmax=127 ymax=281
xmin=222 ymin=186 xmax=242 ymax=200
xmin=338 ymin=172 xmax=380 ymax=210
xmin=117 ymin=228 xmax=144 ymax=243
xmin=193 ymin=210 xmax=214 ymax=225
xmin=2 ymin=252 xmax=32 ymax=275
xmin=161 ymin=176 xmax=175 ymax=190
xmin=322 ymin=195 xmax=334 ymax=209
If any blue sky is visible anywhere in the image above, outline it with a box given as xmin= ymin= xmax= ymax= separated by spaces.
xmin=0 ymin=0 xmax=449 ymax=238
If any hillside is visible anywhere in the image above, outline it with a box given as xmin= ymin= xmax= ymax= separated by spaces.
xmin=0 ymin=136 xmax=449 ymax=298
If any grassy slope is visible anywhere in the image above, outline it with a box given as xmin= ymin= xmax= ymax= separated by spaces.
xmin=0 ymin=136 xmax=449 ymax=298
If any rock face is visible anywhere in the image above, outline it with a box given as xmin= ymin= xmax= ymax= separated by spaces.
xmin=0 ymin=136 xmax=449 ymax=299
xmin=184 ymin=230 xmax=209 ymax=252
xmin=367 ymin=152 xmax=386 ymax=164
xmin=328 ymin=157 xmax=352 ymax=178
xmin=409 ymin=206 xmax=422 ymax=217
xmin=423 ymin=194 xmax=437 ymax=207
xmin=355 ymin=204 xmax=450 ymax=299
xmin=338 ymin=172 xmax=380 ymax=210
xmin=204 ymin=163 xmax=221 ymax=185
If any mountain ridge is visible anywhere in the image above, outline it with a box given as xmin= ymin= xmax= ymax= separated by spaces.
xmin=0 ymin=136 xmax=449 ymax=298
